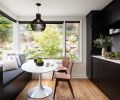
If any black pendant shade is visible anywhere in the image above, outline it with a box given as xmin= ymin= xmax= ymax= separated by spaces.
xmin=31 ymin=3 xmax=46 ymax=32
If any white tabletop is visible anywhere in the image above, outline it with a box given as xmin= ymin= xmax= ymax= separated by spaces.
xmin=21 ymin=60 xmax=58 ymax=74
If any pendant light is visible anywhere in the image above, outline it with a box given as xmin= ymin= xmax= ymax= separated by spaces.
xmin=31 ymin=3 xmax=46 ymax=32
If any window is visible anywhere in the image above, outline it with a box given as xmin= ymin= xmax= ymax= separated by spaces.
xmin=0 ymin=15 xmax=14 ymax=59
xmin=65 ymin=22 xmax=79 ymax=60
xmin=19 ymin=21 xmax=80 ymax=60
xmin=20 ymin=24 xmax=63 ymax=59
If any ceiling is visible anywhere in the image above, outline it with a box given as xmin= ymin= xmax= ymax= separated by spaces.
xmin=0 ymin=0 xmax=113 ymax=17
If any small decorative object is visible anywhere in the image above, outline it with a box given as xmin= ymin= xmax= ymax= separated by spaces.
xmin=104 ymin=52 xmax=112 ymax=59
xmin=46 ymin=62 xmax=50 ymax=67
xmin=109 ymin=29 xmax=114 ymax=34
xmin=36 ymin=58 xmax=44 ymax=66
xmin=114 ymin=29 xmax=120 ymax=33
xmin=104 ymin=52 xmax=120 ymax=60
xmin=94 ymin=35 xmax=112 ymax=57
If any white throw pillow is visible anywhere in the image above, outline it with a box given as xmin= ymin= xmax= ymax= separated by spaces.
xmin=3 ymin=59 xmax=18 ymax=71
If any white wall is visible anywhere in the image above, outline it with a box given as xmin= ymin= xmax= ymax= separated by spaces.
xmin=19 ymin=16 xmax=87 ymax=79
xmin=72 ymin=17 xmax=86 ymax=78
xmin=0 ymin=3 xmax=17 ymax=20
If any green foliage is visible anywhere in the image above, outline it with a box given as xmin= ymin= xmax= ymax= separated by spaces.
xmin=0 ymin=49 xmax=2 ymax=59
xmin=25 ymin=48 xmax=42 ymax=59
xmin=69 ymin=35 xmax=77 ymax=43
xmin=0 ymin=16 xmax=12 ymax=43
xmin=31 ymin=52 xmax=42 ymax=59
xmin=36 ymin=58 xmax=44 ymax=63
xmin=34 ymin=25 xmax=62 ymax=58
xmin=94 ymin=35 xmax=112 ymax=48
xmin=114 ymin=52 xmax=120 ymax=58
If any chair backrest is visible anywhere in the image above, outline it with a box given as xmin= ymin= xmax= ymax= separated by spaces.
xmin=62 ymin=57 xmax=69 ymax=68
xmin=67 ymin=59 xmax=74 ymax=75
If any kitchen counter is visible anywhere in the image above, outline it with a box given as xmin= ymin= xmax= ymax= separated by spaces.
xmin=92 ymin=55 xmax=120 ymax=64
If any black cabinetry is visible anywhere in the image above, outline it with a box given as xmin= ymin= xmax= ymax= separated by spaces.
xmin=86 ymin=11 xmax=103 ymax=79
xmin=102 ymin=0 xmax=120 ymax=27
xmin=92 ymin=57 xmax=120 ymax=100
xmin=0 ymin=66 xmax=3 ymax=100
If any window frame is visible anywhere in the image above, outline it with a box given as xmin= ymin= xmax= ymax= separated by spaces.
xmin=64 ymin=21 xmax=81 ymax=62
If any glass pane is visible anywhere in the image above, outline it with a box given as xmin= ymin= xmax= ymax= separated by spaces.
xmin=0 ymin=15 xmax=13 ymax=59
xmin=20 ymin=24 xmax=63 ymax=59
xmin=65 ymin=23 xmax=79 ymax=60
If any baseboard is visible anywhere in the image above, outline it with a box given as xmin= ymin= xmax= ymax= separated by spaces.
xmin=72 ymin=75 xmax=87 ymax=79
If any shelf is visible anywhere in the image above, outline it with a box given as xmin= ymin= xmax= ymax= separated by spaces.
xmin=109 ymin=32 xmax=120 ymax=37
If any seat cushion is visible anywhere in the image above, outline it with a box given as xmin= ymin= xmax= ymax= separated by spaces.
xmin=55 ymin=72 xmax=71 ymax=79
xmin=55 ymin=66 xmax=67 ymax=72
xmin=3 ymin=69 xmax=24 ymax=87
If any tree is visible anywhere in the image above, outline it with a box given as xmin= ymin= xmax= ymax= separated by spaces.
xmin=34 ymin=25 xmax=62 ymax=58
xmin=0 ymin=16 xmax=12 ymax=48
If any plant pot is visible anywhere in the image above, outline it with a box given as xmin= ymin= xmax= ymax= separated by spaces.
xmin=36 ymin=62 xmax=44 ymax=66
xmin=101 ymin=48 xmax=107 ymax=57
xmin=34 ymin=59 xmax=37 ymax=63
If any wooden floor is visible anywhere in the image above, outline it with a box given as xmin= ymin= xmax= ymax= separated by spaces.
xmin=16 ymin=79 xmax=109 ymax=100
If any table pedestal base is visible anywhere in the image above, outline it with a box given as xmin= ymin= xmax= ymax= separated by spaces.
xmin=28 ymin=86 xmax=52 ymax=98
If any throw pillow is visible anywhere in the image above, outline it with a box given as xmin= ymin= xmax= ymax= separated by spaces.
xmin=18 ymin=54 xmax=26 ymax=65
xmin=3 ymin=59 xmax=18 ymax=71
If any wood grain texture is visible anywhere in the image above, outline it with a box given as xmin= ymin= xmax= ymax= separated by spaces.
xmin=16 ymin=79 xmax=109 ymax=100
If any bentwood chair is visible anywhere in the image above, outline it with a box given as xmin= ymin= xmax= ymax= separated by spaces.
xmin=52 ymin=56 xmax=69 ymax=80
xmin=53 ymin=60 xmax=75 ymax=99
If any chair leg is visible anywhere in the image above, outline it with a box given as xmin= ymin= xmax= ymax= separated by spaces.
xmin=52 ymin=71 xmax=55 ymax=80
xmin=53 ymin=79 xmax=59 ymax=99
xmin=67 ymin=80 xmax=75 ymax=98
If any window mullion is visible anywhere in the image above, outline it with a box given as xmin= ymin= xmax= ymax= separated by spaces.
xmin=63 ymin=21 xmax=66 ymax=56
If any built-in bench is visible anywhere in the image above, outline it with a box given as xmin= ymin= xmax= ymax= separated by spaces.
xmin=0 ymin=54 xmax=32 ymax=100
xmin=3 ymin=69 xmax=24 ymax=87
xmin=3 ymin=68 xmax=31 ymax=100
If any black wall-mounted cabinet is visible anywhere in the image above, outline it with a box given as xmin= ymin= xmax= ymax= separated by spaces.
xmin=102 ymin=0 xmax=120 ymax=27
xmin=92 ymin=57 xmax=120 ymax=100
xmin=86 ymin=11 xmax=103 ymax=79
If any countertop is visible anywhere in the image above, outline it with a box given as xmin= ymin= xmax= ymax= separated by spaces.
xmin=92 ymin=55 xmax=120 ymax=64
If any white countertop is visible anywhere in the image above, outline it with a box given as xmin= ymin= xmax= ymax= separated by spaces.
xmin=92 ymin=55 xmax=120 ymax=64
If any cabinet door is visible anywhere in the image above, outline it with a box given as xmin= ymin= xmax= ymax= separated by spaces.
xmin=86 ymin=13 xmax=92 ymax=79
xmin=92 ymin=57 xmax=120 ymax=100
xmin=107 ymin=62 xmax=120 ymax=100
xmin=92 ymin=58 xmax=108 ymax=89
xmin=86 ymin=11 xmax=103 ymax=79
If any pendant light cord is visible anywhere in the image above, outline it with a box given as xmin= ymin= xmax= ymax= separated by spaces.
xmin=38 ymin=6 xmax=39 ymax=13
xmin=36 ymin=3 xmax=41 ymax=13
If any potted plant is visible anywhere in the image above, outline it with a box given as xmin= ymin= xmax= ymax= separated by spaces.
xmin=31 ymin=51 xmax=42 ymax=63
xmin=94 ymin=35 xmax=112 ymax=56
xmin=36 ymin=58 xmax=44 ymax=66
xmin=114 ymin=52 xmax=120 ymax=60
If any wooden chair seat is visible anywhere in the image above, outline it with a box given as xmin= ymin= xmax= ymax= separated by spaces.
xmin=55 ymin=66 xmax=67 ymax=72
xmin=55 ymin=72 xmax=70 ymax=79
xmin=52 ymin=57 xmax=69 ymax=79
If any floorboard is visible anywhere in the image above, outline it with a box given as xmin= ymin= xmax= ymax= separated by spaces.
xmin=16 ymin=79 xmax=109 ymax=100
